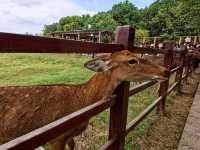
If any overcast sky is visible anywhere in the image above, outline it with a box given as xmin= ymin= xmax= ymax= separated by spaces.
xmin=0 ymin=0 xmax=155 ymax=34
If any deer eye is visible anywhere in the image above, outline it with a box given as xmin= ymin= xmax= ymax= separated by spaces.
xmin=128 ymin=59 xmax=138 ymax=65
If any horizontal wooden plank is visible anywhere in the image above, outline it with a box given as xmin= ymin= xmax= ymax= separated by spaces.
xmin=129 ymin=80 xmax=157 ymax=96
xmin=167 ymin=82 xmax=178 ymax=94
xmin=0 ymin=96 xmax=116 ymax=150
xmin=50 ymin=29 xmax=113 ymax=35
xmin=126 ymin=96 xmax=163 ymax=135
xmin=170 ymin=66 xmax=180 ymax=73
xmin=126 ymin=81 xmax=178 ymax=135
xmin=0 ymin=32 xmax=124 ymax=53
xmin=100 ymin=137 xmax=118 ymax=150
xmin=182 ymin=73 xmax=187 ymax=79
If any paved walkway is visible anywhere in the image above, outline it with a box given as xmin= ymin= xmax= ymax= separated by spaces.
xmin=178 ymin=83 xmax=200 ymax=150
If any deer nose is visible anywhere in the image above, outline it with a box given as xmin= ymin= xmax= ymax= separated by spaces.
xmin=164 ymin=69 xmax=170 ymax=77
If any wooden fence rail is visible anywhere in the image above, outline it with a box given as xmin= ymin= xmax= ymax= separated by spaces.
xmin=0 ymin=25 xmax=192 ymax=150
xmin=0 ymin=97 xmax=116 ymax=150
xmin=0 ymin=32 xmax=123 ymax=53
xmin=135 ymin=35 xmax=200 ymax=47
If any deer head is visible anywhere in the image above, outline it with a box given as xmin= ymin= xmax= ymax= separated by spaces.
xmin=84 ymin=50 xmax=169 ymax=82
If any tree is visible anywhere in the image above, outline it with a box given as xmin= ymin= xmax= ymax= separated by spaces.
xmin=143 ymin=0 xmax=179 ymax=36
xmin=79 ymin=14 xmax=91 ymax=30
xmin=143 ymin=0 xmax=200 ymax=36
xmin=88 ymin=12 xmax=117 ymax=30
xmin=111 ymin=0 xmax=140 ymax=27
xmin=135 ymin=29 xmax=149 ymax=38
xmin=175 ymin=0 xmax=200 ymax=35
xmin=42 ymin=0 xmax=200 ymax=37
xmin=43 ymin=23 xmax=58 ymax=35
xmin=58 ymin=16 xmax=82 ymax=31
xmin=135 ymin=29 xmax=150 ymax=45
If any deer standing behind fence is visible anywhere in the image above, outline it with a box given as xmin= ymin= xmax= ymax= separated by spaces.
xmin=0 ymin=50 xmax=169 ymax=150
xmin=143 ymin=48 xmax=200 ymax=69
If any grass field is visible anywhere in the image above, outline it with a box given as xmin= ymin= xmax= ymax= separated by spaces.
xmin=0 ymin=53 xmax=172 ymax=149
xmin=0 ymin=53 xmax=93 ymax=86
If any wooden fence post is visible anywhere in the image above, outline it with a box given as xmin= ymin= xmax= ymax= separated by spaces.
xmin=175 ymin=52 xmax=186 ymax=93
xmin=108 ymin=26 xmax=135 ymax=150
xmin=184 ymin=54 xmax=191 ymax=82
xmin=179 ymin=36 xmax=182 ymax=45
xmin=153 ymin=37 xmax=157 ymax=48
xmin=194 ymin=36 xmax=197 ymax=45
xmin=157 ymin=41 xmax=175 ymax=115
xmin=114 ymin=25 xmax=135 ymax=49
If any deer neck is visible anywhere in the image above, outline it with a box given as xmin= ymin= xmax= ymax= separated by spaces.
xmin=82 ymin=71 xmax=121 ymax=105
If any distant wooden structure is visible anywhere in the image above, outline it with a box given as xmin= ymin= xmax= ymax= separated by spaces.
xmin=48 ymin=29 xmax=113 ymax=43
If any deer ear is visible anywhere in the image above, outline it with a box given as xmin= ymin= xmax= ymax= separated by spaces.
xmin=84 ymin=56 xmax=112 ymax=72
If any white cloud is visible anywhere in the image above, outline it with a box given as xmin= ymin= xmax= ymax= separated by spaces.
xmin=0 ymin=0 xmax=96 ymax=34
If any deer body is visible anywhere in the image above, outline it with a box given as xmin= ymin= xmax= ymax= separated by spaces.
xmin=0 ymin=71 xmax=119 ymax=144
xmin=0 ymin=50 xmax=169 ymax=150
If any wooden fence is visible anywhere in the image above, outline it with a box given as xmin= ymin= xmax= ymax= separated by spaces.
xmin=0 ymin=26 xmax=192 ymax=150
xmin=135 ymin=36 xmax=200 ymax=47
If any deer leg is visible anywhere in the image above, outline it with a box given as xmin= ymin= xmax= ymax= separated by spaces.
xmin=47 ymin=136 xmax=66 ymax=150
xmin=67 ymin=138 xmax=75 ymax=150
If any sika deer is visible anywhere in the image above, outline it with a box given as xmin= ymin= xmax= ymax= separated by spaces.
xmin=187 ymin=49 xmax=200 ymax=70
xmin=0 ymin=50 xmax=169 ymax=150
xmin=143 ymin=49 xmax=200 ymax=68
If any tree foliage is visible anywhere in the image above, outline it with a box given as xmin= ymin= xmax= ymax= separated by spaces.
xmin=59 ymin=16 xmax=83 ymax=31
xmin=43 ymin=23 xmax=58 ymax=35
xmin=135 ymin=29 xmax=150 ymax=45
xmin=143 ymin=0 xmax=200 ymax=38
xmin=42 ymin=0 xmax=200 ymax=38
xmin=175 ymin=0 xmax=200 ymax=35
xmin=111 ymin=0 xmax=140 ymax=27
xmin=87 ymin=12 xmax=117 ymax=30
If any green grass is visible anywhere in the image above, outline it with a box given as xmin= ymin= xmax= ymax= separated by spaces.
xmin=0 ymin=53 xmax=164 ymax=149
xmin=0 ymin=53 xmax=93 ymax=86
xmin=125 ymin=85 xmax=159 ymax=150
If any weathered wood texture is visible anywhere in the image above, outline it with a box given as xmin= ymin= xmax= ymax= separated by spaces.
xmin=129 ymin=81 xmax=157 ymax=96
xmin=109 ymin=82 xmax=130 ymax=150
xmin=0 ymin=32 xmax=124 ymax=53
xmin=108 ymin=26 xmax=133 ymax=150
xmin=158 ymin=42 xmax=175 ymax=114
xmin=0 ymin=32 xmax=185 ymax=55
xmin=175 ymin=53 xmax=185 ymax=92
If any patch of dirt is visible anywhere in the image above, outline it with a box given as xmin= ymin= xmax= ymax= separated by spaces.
xmin=74 ymin=122 xmax=108 ymax=150
xmin=137 ymin=74 xmax=200 ymax=150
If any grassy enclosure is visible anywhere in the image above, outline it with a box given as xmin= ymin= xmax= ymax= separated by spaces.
xmin=0 ymin=53 xmax=92 ymax=86
xmin=0 ymin=53 xmax=175 ymax=149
